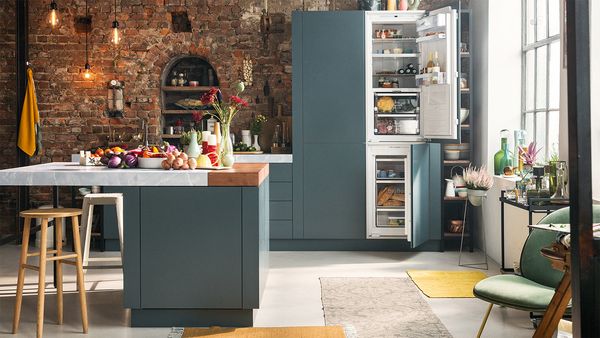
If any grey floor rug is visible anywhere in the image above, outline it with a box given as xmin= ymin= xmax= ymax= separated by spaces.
xmin=320 ymin=277 xmax=453 ymax=338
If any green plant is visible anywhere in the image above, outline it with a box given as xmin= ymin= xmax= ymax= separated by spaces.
xmin=250 ymin=114 xmax=267 ymax=136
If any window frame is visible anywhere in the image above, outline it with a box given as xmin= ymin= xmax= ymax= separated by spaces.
xmin=521 ymin=0 xmax=561 ymax=160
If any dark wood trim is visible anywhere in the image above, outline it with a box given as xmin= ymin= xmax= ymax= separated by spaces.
xmin=15 ymin=0 xmax=29 ymax=244
xmin=565 ymin=0 xmax=599 ymax=337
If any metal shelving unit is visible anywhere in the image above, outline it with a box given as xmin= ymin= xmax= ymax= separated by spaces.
xmin=441 ymin=1 xmax=475 ymax=251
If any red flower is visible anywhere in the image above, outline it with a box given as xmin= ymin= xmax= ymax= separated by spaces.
xmin=192 ymin=111 xmax=204 ymax=123
xmin=200 ymin=87 xmax=220 ymax=105
xmin=230 ymin=95 xmax=249 ymax=107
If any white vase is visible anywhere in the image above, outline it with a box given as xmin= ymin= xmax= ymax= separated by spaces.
xmin=241 ymin=130 xmax=252 ymax=147
xmin=467 ymin=189 xmax=487 ymax=207
xmin=252 ymin=135 xmax=261 ymax=151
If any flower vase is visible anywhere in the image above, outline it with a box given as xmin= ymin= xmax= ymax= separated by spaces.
xmin=252 ymin=135 xmax=261 ymax=152
xmin=186 ymin=131 xmax=201 ymax=159
xmin=467 ymin=189 xmax=487 ymax=207
xmin=220 ymin=124 xmax=235 ymax=168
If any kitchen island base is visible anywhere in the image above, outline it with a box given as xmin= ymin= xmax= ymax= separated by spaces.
xmin=130 ymin=309 xmax=254 ymax=327
xmin=120 ymin=184 xmax=269 ymax=327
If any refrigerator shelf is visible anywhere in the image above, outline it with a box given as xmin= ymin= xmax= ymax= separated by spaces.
xmin=376 ymin=207 xmax=405 ymax=211
xmin=372 ymin=53 xmax=420 ymax=58
xmin=374 ymin=113 xmax=418 ymax=118
xmin=376 ymin=179 xmax=405 ymax=183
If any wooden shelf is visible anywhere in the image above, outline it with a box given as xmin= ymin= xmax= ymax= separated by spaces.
xmin=461 ymin=88 xmax=471 ymax=93
xmin=461 ymin=124 xmax=471 ymax=129
xmin=444 ymin=231 xmax=470 ymax=238
xmin=162 ymin=110 xmax=200 ymax=115
xmin=460 ymin=52 xmax=470 ymax=57
xmin=444 ymin=196 xmax=467 ymax=201
xmin=161 ymin=86 xmax=215 ymax=92
xmin=161 ymin=134 xmax=182 ymax=139
xmin=444 ymin=160 xmax=471 ymax=165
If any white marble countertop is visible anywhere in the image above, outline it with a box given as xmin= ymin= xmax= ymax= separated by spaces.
xmin=0 ymin=162 xmax=209 ymax=187
xmin=70 ymin=153 xmax=292 ymax=164
xmin=233 ymin=154 xmax=292 ymax=163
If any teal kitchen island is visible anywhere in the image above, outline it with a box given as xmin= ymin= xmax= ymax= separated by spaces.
xmin=0 ymin=162 xmax=270 ymax=327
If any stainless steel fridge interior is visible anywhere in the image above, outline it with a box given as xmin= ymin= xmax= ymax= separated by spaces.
xmin=367 ymin=145 xmax=411 ymax=239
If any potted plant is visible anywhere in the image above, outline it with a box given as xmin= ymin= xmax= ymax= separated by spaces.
xmin=250 ymin=114 xmax=267 ymax=151
xmin=463 ymin=165 xmax=494 ymax=206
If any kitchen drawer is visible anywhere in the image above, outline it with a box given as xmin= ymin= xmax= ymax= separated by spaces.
xmin=270 ymin=220 xmax=293 ymax=239
xmin=270 ymin=164 xmax=292 ymax=182
xmin=270 ymin=201 xmax=293 ymax=220
xmin=270 ymin=182 xmax=292 ymax=201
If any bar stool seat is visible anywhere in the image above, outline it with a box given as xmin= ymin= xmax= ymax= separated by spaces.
xmin=81 ymin=193 xmax=124 ymax=270
xmin=13 ymin=208 xmax=88 ymax=338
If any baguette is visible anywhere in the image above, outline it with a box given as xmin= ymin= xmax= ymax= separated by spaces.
xmin=377 ymin=186 xmax=395 ymax=205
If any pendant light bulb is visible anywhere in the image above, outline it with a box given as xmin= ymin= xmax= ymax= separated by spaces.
xmin=111 ymin=21 xmax=120 ymax=45
xmin=48 ymin=0 xmax=59 ymax=28
xmin=83 ymin=63 xmax=92 ymax=80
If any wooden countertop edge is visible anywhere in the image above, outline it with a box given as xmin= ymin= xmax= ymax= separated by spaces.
xmin=207 ymin=163 xmax=270 ymax=187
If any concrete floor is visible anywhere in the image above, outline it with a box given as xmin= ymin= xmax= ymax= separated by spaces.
xmin=0 ymin=245 xmax=535 ymax=338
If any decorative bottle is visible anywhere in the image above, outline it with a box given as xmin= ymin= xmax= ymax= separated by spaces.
xmin=493 ymin=129 xmax=511 ymax=175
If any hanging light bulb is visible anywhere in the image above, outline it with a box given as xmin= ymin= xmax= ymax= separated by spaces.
xmin=48 ymin=0 xmax=59 ymax=28
xmin=111 ymin=0 xmax=121 ymax=45
xmin=83 ymin=63 xmax=92 ymax=80
xmin=111 ymin=20 xmax=120 ymax=45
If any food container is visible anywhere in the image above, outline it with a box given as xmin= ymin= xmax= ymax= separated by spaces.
xmin=456 ymin=187 xmax=468 ymax=197
xmin=188 ymin=81 xmax=199 ymax=87
xmin=394 ymin=120 xmax=419 ymax=134
xmin=444 ymin=150 xmax=460 ymax=160
xmin=449 ymin=220 xmax=464 ymax=233
xmin=138 ymin=157 xmax=165 ymax=169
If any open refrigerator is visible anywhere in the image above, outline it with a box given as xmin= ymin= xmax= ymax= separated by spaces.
xmin=366 ymin=8 xmax=458 ymax=241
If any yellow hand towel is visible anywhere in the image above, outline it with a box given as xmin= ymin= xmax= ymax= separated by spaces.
xmin=17 ymin=68 xmax=40 ymax=157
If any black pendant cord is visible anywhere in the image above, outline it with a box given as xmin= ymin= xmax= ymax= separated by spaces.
xmin=85 ymin=0 xmax=88 ymax=65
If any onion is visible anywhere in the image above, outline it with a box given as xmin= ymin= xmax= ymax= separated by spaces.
xmin=179 ymin=153 xmax=189 ymax=161
xmin=188 ymin=158 xmax=197 ymax=170
xmin=181 ymin=163 xmax=190 ymax=170
xmin=172 ymin=157 xmax=184 ymax=170
xmin=124 ymin=154 xmax=138 ymax=168
xmin=161 ymin=160 xmax=171 ymax=170
xmin=166 ymin=153 xmax=176 ymax=164
xmin=107 ymin=156 xmax=122 ymax=169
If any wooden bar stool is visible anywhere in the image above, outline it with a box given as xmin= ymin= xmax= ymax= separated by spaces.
xmin=80 ymin=193 xmax=124 ymax=269
xmin=13 ymin=208 xmax=88 ymax=338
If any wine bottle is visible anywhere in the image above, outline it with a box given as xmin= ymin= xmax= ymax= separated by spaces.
xmin=397 ymin=68 xmax=405 ymax=74
xmin=426 ymin=53 xmax=434 ymax=73
xmin=431 ymin=51 xmax=441 ymax=73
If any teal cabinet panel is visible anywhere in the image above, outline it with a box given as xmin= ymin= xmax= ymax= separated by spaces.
xmin=271 ymin=221 xmax=293 ymax=239
xmin=270 ymin=182 xmax=292 ymax=201
xmin=139 ymin=187 xmax=243 ymax=309
xmin=303 ymin=143 xmax=366 ymax=239
xmin=292 ymin=11 xmax=305 ymax=239
xmin=270 ymin=164 xmax=293 ymax=182
xmin=270 ymin=201 xmax=293 ymax=220
xmin=428 ymin=144 xmax=442 ymax=240
xmin=299 ymin=11 xmax=365 ymax=144
xmin=411 ymin=144 xmax=433 ymax=248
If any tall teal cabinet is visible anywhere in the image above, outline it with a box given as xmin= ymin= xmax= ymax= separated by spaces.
xmin=292 ymin=11 xmax=366 ymax=240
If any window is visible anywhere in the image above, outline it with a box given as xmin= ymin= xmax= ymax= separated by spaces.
xmin=522 ymin=0 xmax=561 ymax=161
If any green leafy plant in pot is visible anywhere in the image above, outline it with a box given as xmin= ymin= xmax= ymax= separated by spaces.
xmin=463 ymin=165 xmax=494 ymax=206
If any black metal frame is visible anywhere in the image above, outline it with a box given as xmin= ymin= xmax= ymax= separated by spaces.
xmin=565 ymin=1 xmax=599 ymax=337
xmin=498 ymin=191 xmax=569 ymax=272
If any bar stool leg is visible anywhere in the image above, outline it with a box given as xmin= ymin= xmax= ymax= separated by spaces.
xmin=71 ymin=215 xmax=88 ymax=333
xmin=115 ymin=196 xmax=124 ymax=261
xmin=12 ymin=217 xmax=32 ymax=334
xmin=37 ymin=218 xmax=49 ymax=338
xmin=55 ymin=217 xmax=63 ymax=325
xmin=81 ymin=199 xmax=93 ymax=270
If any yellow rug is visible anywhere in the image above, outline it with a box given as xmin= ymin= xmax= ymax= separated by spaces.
xmin=406 ymin=270 xmax=488 ymax=298
xmin=182 ymin=326 xmax=346 ymax=337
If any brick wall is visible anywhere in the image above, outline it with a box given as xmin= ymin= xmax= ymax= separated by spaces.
xmin=0 ymin=0 xmax=454 ymax=237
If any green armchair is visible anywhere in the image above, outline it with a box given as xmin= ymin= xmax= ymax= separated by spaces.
xmin=473 ymin=206 xmax=600 ymax=337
